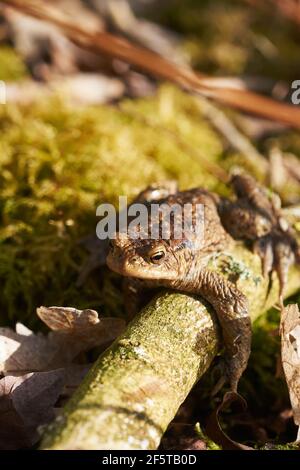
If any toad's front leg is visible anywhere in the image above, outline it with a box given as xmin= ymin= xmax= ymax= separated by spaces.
xmin=180 ymin=270 xmax=251 ymax=392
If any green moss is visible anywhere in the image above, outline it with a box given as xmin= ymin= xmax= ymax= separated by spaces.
xmin=0 ymin=46 xmax=28 ymax=81
xmin=261 ymin=442 xmax=300 ymax=450
xmin=0 ymin=86 xmax=225 ymax=327
xmin=195 ymin=423 xmax=221 ymax=450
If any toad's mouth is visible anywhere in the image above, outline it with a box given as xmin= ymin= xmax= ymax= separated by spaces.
xmin=106 ymin=252 xmax=178 ymax=280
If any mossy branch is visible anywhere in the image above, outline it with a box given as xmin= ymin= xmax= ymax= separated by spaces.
xmin=39 ymin=245 xmax=300 ymax=450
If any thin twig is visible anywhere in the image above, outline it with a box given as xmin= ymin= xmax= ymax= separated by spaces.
xmin=194 ymin=97 xmax=269 ymax=177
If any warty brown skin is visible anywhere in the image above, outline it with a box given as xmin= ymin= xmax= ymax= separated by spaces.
xmin=107 ymin=174 xmax=299 ymax=392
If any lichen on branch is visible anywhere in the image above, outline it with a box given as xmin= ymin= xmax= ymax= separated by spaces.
xmin=40 ymin=246 xmax=300 ymax=450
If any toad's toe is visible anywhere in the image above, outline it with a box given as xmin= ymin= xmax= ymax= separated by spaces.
xmin=254 ymin=231 xmax=298 ymax=300
xmin=254 ymin=235 xmax=274 ymax=279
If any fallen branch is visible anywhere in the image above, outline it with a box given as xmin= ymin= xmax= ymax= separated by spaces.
xmin=2 ymin=0 xmax=300 ymax=129
xmin=40 ymin=246 xmax=300 ymax=450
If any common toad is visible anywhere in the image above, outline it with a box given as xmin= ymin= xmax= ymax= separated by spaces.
xmin=107 ymin=174 xmax=299 ymax=391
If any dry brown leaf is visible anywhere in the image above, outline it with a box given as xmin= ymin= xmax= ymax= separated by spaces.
xmin=37 ymin=305 xmax=125 ymax=346
xmin=280 ymin=304 xmax=300 ymax=439
xmin=0 ymin=304 xmax=124 ymax=448
xmin=0 ymin=370 xmax=65 ymax=449
xmin=0 ymin=323 xmax=63 ymax=373
xmin=0 ymin=307 xmax=125 ymax=374
xmin=37 ymin=306 xmax=102 ymax=330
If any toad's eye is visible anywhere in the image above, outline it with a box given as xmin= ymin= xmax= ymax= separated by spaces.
xmin=149 ymin=249 xmax=165 ymax=264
